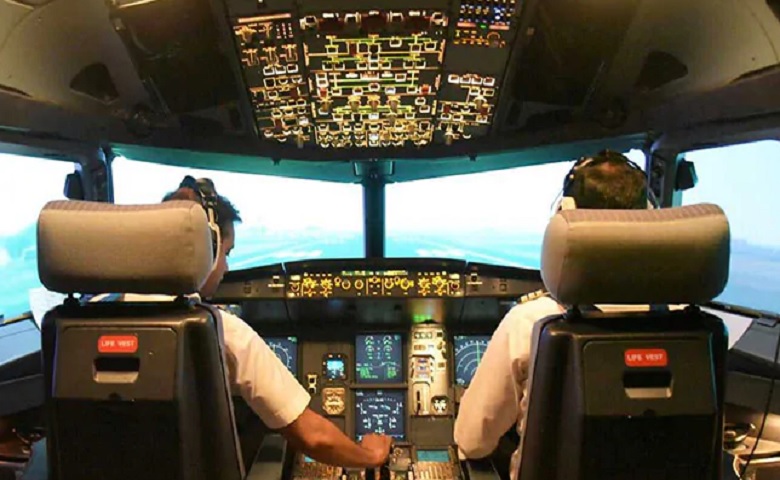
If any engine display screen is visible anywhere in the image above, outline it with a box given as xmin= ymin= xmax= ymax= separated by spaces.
xmin=266 ymin=336 xmax=298 ymax=375
xmin=454 ymin=335 xmax=490 ymax=386
xmin=355 ymin=390 xmax=405 ymax=440
xmin=355 ymin=334 xmax=403 ymax=383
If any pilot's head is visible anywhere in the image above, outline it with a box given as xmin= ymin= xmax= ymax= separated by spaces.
xmin=163 ymin=180 xmax=242 ymax=298
xmin=561 ymin=150 xmax=649 ymax=210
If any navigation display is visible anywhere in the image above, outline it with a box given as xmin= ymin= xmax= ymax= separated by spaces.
xmin=266 ymin=337 xmax=298 ymax=375
xmin=355 ymin=390 xmax=405 ymax=440
xmin=356 ymin=334 xmax=403 ymax=383
xmin=454 ymin=335 xmax=491 ymax=386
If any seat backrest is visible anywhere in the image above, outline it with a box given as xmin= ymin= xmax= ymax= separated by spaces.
xmin=37 ymin=200 xmax=244 ymax=480
xmin=518 ymin=204 xmax=731 ymax=480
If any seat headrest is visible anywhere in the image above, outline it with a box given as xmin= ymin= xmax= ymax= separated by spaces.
xmin=541 ymin=203 xmax=730 ymax=305
xmin=37 ymin=200 xmax=214 ymax=295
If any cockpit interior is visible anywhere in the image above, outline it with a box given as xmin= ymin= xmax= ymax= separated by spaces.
xmin=0 ymin=0 xmax=780 ymax=478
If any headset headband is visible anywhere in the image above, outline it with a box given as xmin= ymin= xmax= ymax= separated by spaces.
xmin=179 ymin=175 xmax=221 ymax=263
xmin=179 ymin=176 xmax=219 ymax=223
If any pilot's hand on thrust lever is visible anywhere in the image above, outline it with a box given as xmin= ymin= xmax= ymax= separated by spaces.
xmin=360 ymin=433 xmax=393 ymax=467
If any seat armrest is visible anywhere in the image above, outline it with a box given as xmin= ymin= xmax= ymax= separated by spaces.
xmin=246 ymin=434 xmax=288 ymax=480
xmin=461 ymin=458 xmax=500 ymax=480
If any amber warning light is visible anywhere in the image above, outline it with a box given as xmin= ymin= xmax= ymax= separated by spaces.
xmin=98 ymin=335 xmax=138 ymax=354
xmin=624 ymin=349 xmax=668 ymax=368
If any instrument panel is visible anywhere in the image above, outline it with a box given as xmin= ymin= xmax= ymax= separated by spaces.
xmin=260 ymin=328 xmax=490 ymax=436
xmin=222 ymin=260 xmax=540 ymax=480
xmin=261 ymin=327 xmax=491 ymax=437
xmin=226 ymin=0 xmax=522 ymax=149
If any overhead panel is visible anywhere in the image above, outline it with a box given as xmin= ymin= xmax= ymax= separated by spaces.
xmin=302 ymin=10 xmax=447 ymax=149
xmin=224 ymin=0 xmax=523 ymax=150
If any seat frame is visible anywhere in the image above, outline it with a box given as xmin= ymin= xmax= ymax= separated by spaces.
xmin=41 ymin=297 xmax=244 ymax=480
xmin=517 ymin=307 xmax=727 ymax=480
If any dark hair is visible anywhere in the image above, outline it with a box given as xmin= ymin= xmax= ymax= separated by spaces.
xmin=567 ymin=151 xmax=647 ymax=209
xmin=163 ymin=187 xmax=242 ymax=237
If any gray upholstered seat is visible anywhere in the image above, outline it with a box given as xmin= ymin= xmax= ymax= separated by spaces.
xmin=37 ymin=200 xmax=244 ymax=480
xmin=517 ymin=203 xmax=730 ymax=480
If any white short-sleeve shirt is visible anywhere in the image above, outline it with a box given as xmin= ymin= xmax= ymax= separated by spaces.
xmin=103 ymin=294 xmax=311 ymax=430
xmin=453 ymin=296 xmax=563 ymax=480
xmin=453 ymin=297 xmax=664 ymax=480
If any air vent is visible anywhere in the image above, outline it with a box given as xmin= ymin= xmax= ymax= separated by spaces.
xmin=512 ymin=0 xmax=641 ymax=106
xmin=70 ymin=63 xmax=119 ymax=103
xmin=634 ymin=51 xmax=688 ymax=92
xmin=179 ymin=115 xmax=225 ymax=136
xmin=502 ymin=100 xmax=523 ymax=128
xmin=228 ymin=107 xmax=243 ymax=130
xmin=108 ymin=0 xmax=237 ymax=113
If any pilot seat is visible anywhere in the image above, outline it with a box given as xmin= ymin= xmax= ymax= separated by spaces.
xmin=36 ymin=200 xmax=245 ymax=480
xmin=517 ymin=204 xmax=731 ymax=480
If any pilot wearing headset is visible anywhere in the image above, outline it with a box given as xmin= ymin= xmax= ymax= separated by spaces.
xmin=158 ymin=177 xmax=393 ymax=469
xmin=453 ymin=150 xmax=654 ymax=480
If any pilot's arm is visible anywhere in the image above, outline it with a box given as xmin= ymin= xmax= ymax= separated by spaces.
xmin=454 ymin=297 xmax=563 ymax=459
xmin=220 ymin=310 xmax=391 ymax=468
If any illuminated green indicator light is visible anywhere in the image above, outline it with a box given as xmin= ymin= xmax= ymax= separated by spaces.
xmin=413 ymin=315 xmax=429 ymax=324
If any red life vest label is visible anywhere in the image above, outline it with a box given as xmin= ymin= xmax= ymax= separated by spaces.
xmin=624 ymin=349 xmax=668 ymax=367
xmin=97 ymin=335 xmax=138 ymax=354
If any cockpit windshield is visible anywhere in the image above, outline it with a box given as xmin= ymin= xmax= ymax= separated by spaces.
xmin=681 ymin=140 xmax=780 ymax=314
xmin=0 ymin=154 xmax=73 ymax=320
xmin=386 ymin=149 xmax=646 ymax=268
xmin=112 ymin=157 xmax=364 ymax=269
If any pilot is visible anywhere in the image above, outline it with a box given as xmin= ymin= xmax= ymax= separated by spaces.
xmin=453 ymin=150 xmax=651 ymax=480
xmin=135 ymin=178 xmax=392 ymax=468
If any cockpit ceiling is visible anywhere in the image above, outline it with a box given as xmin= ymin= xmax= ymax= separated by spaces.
xmin=0 ymin=0 xmax=778 ymax=161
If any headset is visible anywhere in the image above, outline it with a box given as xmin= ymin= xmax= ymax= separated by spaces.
xmin=551 ymin=150 xmax=659 ymax=213
xmin=179 ymin=175 xmax=221 ymax=262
